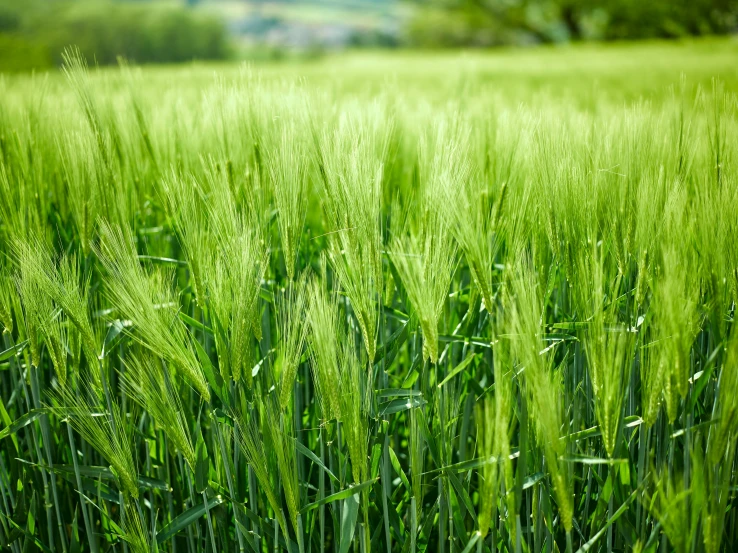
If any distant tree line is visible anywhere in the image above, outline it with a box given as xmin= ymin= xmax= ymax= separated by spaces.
xmin=406 ymin=0 xmax=738 ymax=46
xmin=0 ymin=0 xmax=230 ymax=72
xmin=1 ymin=0 xmax=736 ymax=71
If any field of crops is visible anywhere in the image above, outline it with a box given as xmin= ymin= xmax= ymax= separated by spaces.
xmin=1 ymin=39 xmax=737 ymax=553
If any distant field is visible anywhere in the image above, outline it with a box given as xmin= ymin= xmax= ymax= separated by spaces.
xmin=1 ymin=39 xmax=738 ymax=553
xmin=8 ymin=37 xmax=736 ymax=98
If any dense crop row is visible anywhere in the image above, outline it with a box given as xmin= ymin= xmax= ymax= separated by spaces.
xmin=0 ymin=44 xmax=737 ymax=553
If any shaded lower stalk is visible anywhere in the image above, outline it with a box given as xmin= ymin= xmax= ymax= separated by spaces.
xmin=144 ymin=438 xmax=155 ymax=544
xmin=246 ymin=397 xmax=261 ymax=552
xmin=334 ymin=421 xmax=343 ymax=552
xmin=0 ymin=382 xmax=18 ymax=553
xmin=177 ymin=453 xmax=198 ymax=553
xmin=5 ymin=334 xmax=56 ymax=551
xmin=491 ymin=512 xmax=497 ymax=553
xmin=319 ymin=426 xmax=326 ymax=553
xmin=163 ymin=434 xmax=177 ymax=553
xmin=438 ymin=478 xmax=446 ymax=553
xmin=410 ymin=496 xmax=417 ymax=553
xmin=383 ymin=458 xmax=397 ymax=553
xmin=0 ymin=460 xmax=21 ymax=553
xmin=95 ymin=356 xmax=129 ymax=553
xmin=636 ymin=425 xmax=649 ymax=538
xmin=297 ymin=513 xmax=306 ymax=553
xmin=120 ymin=492 xmax=128 ymax=553
xmin=248 ymin=465 xmax=260 ymax=551
xmin=25 ymin=367 xmax=54 ymax=551
xmin=0 ymin=470 xmax=10 ymax=539
xmin=607 ymin=464 xmax=614 ymax=553
xmin=362 ymin=494 xmax=370 ymax=553
xmin=379 ymin=311 xmax=392 ymax=553
xmin=359 ymin=521 xmax=367 ymax=553
xmin=436 ymin=362 xmax=447 ymax=553
xmin=213 ymin=415 xmax=246 ymax=553
xmin=67 ymin=421 xmax=99 ymax=553
xmin=202 ymin=490 xmax=218 ymax=553
xmin=29 ymin=361 xmax=68 ymax=553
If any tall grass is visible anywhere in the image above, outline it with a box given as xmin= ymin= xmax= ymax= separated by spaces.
xmin=0 ymin=41 xmax=737 ymax=553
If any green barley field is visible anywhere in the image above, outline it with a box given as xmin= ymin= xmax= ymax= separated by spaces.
xmin=1 ymin=38 xmax=738 ymax=553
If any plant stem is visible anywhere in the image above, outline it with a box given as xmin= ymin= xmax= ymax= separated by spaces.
xmin=202 ymin=490 xmax=218 ymax=553
xmin=214 ymin=415 xmax=246 ymax=553
xmin=411 ymin=496 xmax=417 ymax=553
xmin=67 ymin=421 xmax=99 ymax=553
xmin=29 ymin=361 xmax=68 ymax=553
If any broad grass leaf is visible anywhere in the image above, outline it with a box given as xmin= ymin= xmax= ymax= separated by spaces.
xmin=294 ymin=439 xmax=339 ymax=483
xmin=192 ymin=335 xmax=229 ymax=407
xmin=437 ymin=352 xmax=479 ymax=388
xmin=374 ymin=321 xmax=410 ymax=368
xmin=300 ymin=478 xmax=378 ymax=514
xmin=0 ymin=409 xmax=48 ymax=441
xmin=0 ymin=395 xmax=19 ymax=452
xmin=179 ymin=312 xmax=214 ymax=335
xmin=195 ymin=431 xmax=209 ymax=493
xmin=375 ymin=389 xmax=423 ymax=399
xmin=339 ymin=493 xmax=360 ymax=553
xmin=36 ymin=464 xmax=168 ymax=491
xmin=389 ymin=446 xmax=410 ymax=492
xmin=156 ymin=496 xmax=225 ymax=544
xmin=0 ymin=339 xmax=28 ymax=362
xmin=378 ymin=396 xmax=426 ymax=417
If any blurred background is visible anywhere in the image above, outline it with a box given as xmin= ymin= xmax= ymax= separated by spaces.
xmin=1 ymin=0 xmax=737 ymax=71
